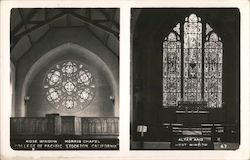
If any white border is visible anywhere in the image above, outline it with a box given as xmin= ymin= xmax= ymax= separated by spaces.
xmin=1 ymin=0 xmax=249 ymax=160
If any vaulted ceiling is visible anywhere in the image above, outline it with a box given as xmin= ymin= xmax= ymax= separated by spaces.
xmin=10 ymin=8 xmax=119 ymax=63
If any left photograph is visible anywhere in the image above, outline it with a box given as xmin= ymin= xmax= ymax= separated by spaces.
xmin=10 ymin=8 xmax=119 ymax=150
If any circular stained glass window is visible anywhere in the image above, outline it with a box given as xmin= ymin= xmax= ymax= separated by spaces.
xmin=43 ymin=60 xmax=95 ymax=113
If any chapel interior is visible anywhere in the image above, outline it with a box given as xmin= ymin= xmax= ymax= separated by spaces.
xmin=131 ymin=9 xmax=240 ymax=150
xmin=10 ymin=8 xmax=119 ymax=143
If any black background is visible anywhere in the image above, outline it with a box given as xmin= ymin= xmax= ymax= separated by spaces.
xmin=131 ymin=8 xmax=240 ymax=142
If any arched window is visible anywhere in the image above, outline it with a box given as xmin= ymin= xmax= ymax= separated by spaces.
xmin=204 ymin=32 xmax=223 ymax=108
xmin=163 ymin=32 xmax=181 ymax=107
xmin=163 ymin=13 xmax=223 ymax=108
xmin=43 ymin=60 xmax=96 ymax=113
xmin=183 ymin=14 xmax=202 ymax=102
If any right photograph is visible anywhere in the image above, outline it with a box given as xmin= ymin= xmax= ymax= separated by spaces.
xmin=130 ymin=8 xmax=240 ymax=150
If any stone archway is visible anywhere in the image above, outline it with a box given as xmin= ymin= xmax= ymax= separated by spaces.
xmin=19 ymin=42 xmax=119 ymax=117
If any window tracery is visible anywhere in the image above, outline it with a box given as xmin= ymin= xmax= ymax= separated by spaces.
xmin=44 ymin=60 xmax=95 ymax=112
xmin=163 ymin=13 xmax=223 ymax=108
xmin=183 ymin=14 xmax=202 ymax=102
xmin=204 ymin=32 xmax=223 ymax=107
xmin=163 ymin=32 xmax=181 ymax=106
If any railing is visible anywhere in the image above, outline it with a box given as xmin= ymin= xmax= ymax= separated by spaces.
xmin=10 ymin=114 xmax=119 ymax=137
xmin=10 ymin=117 xmax=50 ymax=135
xmin=81 ymin=117 xmax=119 ymax=135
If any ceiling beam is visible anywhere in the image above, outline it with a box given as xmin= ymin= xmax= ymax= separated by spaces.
xmin=85 ymin=9 xmax=90 ymax=28
xmin=87 ymin=27 xmax=118 ymax=58
xmin=18 ymin=9 xmax=33 ymax=46
xmin=44 ymin=8 xmax=51 ymax=30
xmin=11 ymin=9 xmax=38 ymax=36
xmin=86 ymin=9 xmax=91 ymax=20
xmin=92 ymin=19 xmax=110 ymax=23
xmin=103 ymin=9 xmax=117 ymax=49
xmin=99 ymin=9 xmax=119 ymax=30
xmin=52 ymin=26 xmax=86 ymax=29
xmin=10 ymin=39 xmax=18 ymax=52
xmin=12 ymin=12 xmax=66 ymax=45
xmin=85 ymin=9 xmax=117 ymax=58
xmin=69 ymin=11 xmax=119 ymax=39
xmin=27 ymin=20 xmax=44 ymax=24
xmin=13 ymin=28 xmax=51 ymax=63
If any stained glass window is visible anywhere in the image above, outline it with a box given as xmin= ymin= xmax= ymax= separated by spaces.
xmin=163 ymin=31 xmax=181 ymax=106
xmin=204 ymin=32 xmax=223 ymax=108
xmin=44 ymin=60 xmax=95 ymax=112
xmin=162 ymin=13 xmax=223 ymax=108
xmin=183 ymin=14 xmax=202 ymax=102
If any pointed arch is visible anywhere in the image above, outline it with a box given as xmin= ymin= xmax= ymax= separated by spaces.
xmin=163 ymin=14 xmax=223 ymax=108
xmin=204 ymin=32 xmax=223 ymax=108
xmin=19 ymin=43 xmax=119 ymax=116
xmin=163 ymin=32 xmax=181 ymax=106
xmin=183 ymin=13 xmax=202 ymax=102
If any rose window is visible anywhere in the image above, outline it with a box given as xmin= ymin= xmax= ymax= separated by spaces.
xmin=44 ymin=60 xmax=95 ymax=112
